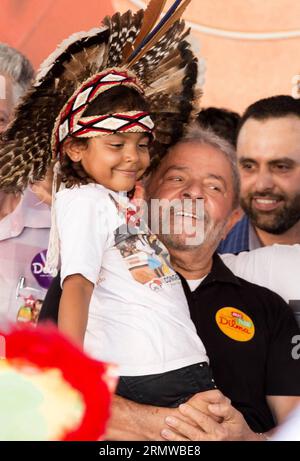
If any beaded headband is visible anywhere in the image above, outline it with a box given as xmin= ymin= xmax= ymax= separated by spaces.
xmin=52 ymin=69 xmax=154 ymax=158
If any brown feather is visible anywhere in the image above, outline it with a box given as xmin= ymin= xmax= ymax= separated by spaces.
xmin=62 ymin=43 xmax=107 ymax=81
xmin=128 ymin=0 xmax=191 ymax=68
xmin=122 ymin=0 xmax=167 ymax=61
xmin=0 ymin=2 xmax=199 ymax=192
xmin=104 ymin=10 xmax=143 ymax=68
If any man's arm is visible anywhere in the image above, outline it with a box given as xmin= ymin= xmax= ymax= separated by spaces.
xmin=105 ymin=390 xmax=227 ymax=441
xmin=105 ymin=395 xmax=178 ymax=441
xmin=267 ymin=395 xmax=300 ymax=425
xmin=106 ymin=391 xmax=276 ymax=441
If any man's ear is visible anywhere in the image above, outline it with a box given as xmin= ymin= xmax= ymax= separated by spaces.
xmin=221 ymin=207 xmax=243 ymax=240
xmin=62 ymin=137 xmax=85 ymax=162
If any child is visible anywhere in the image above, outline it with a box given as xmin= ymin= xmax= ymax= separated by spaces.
xmin=0 ymin=4 xmax=216 ymax=407
xmin=55 ymin=79 xmax=216 ymax=406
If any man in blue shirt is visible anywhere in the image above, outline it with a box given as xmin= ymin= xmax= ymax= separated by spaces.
xmin=219 ymin=95 xmax=300 ymax=254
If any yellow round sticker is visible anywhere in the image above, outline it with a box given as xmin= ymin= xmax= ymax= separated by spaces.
xmin=215 ymin=307 xmax=255 ymax=342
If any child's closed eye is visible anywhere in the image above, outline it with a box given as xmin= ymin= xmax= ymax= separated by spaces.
xmin=110 ymin=143 xmax=124 ymax=148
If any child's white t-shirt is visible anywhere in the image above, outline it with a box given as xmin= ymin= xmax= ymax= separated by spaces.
xmin=56 ymin=183 xmax=208 ymax=376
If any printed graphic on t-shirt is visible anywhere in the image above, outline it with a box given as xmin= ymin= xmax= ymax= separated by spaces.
xmin=215 ymin=307 xmax=255 ymax=342
xmin=115 ymin=232 xmax=178 ymax=289
xmin=110 ymin=194 xmax=179 ymax=290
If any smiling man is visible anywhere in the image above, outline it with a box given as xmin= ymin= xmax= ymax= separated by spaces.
xmin=40 ymin=125 xmax=300 ymax=440
xmin=218 ymin=95 xmax=300 ymax=254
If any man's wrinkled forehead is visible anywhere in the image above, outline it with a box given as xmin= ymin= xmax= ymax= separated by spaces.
xmin=0 ymin=73 xmax=13 ymax=102
xmin=155 ymin=140 xmax=231 ymax=177
xmin=0 ymin=75 xmax=6 ymax=99
xmin=145 ymin=143 xmax=193 ymax=198
xmin=154 ymin=144 xmax=189 ymax=175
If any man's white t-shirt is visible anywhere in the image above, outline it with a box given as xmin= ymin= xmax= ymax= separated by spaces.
xmin=221 ymin=244 xmax=300 ymax=304
xmin=56 ymin=184 xmax=208 ymax=376
xmin=0 ymin=188 xmax=51 ymax=321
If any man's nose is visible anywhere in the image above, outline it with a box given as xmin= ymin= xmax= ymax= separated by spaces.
xmin=253 ymin=168 xmax=275 ymax=192
xmin=181 ymin=181 xmax=204 ymax=199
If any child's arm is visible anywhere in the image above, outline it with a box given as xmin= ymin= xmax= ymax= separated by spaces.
xmin=58 ymin=273 xmax=94 ymax=346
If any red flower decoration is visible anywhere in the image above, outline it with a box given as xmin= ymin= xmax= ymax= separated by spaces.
xmin=1 ymin=323 xmax=115 ymax=440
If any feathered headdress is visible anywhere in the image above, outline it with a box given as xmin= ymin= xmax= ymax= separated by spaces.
xmin=0 ymin=0 xmax=199 ymax=193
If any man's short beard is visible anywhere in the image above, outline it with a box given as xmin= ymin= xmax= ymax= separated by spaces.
xmin=158 ymin=233 xmax=196 ymax=251
xmin=159 ymin=220 xmax=227 ymax=252
xmin=241 ymin=192 xmax=300 ymax=235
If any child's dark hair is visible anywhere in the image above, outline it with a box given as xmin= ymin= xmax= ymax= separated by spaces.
xmin=61 ymin=85 xmax=150 ymax=188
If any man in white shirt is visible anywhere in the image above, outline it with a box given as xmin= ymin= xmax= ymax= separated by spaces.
xmin=221 ymin=244 xmax=300 ymax=326
xmin=0 ymin=44 xmax=51 ymax=321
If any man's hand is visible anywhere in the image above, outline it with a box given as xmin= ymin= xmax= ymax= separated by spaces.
xmin=187 ymin=389 xmax=224 ymax=422
xmin=161 ymin=391 xmax=264 ymax=441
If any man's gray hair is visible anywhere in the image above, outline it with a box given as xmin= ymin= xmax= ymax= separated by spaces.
xmin=0 ymin=43 xmax=34 ymax=103
xmin=177 ymin=123 xmax=240 ymax=209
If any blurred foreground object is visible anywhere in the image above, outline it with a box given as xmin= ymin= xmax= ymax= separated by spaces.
xmin=271 ymin=405 xmax=300 ymax=441
xmin=0 ymin=324 xmax=116 ymax=440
